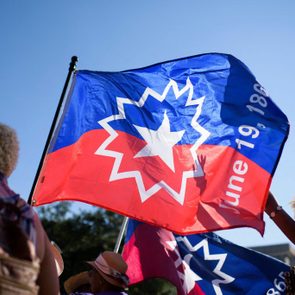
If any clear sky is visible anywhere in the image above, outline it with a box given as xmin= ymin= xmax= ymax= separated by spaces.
xmin=1 ymin=0 xmax=294 ymax=247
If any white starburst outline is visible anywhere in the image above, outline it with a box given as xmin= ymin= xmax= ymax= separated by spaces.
xmin=95 ymin=78 xmax=210 ymax=205
xmin=166 ymin=237 xmax=202 ymax=294
xmin=175 ymin=236 xmax=235 ymax=295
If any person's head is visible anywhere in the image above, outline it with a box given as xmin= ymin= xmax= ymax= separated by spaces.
xmin=87 ymin=251 xmax=129 ymax=293
xmin=0 ymin=123 xmax=19 ymax=177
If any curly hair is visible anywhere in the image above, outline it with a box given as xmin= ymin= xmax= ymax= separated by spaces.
xmin=0 ymin=123 xmax=19 ymax=177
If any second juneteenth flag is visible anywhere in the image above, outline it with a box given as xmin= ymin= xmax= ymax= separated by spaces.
xmin=122 ymin=220 xmax=290 ymax=295
xmin=32 ymin=53 xmax=289 ymax=234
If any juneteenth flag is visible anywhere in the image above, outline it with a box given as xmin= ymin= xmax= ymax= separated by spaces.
xmin=122 ymin=220 xmax=290 ymax=295
xmin=32 ymin=53 xmax=289 ymax=234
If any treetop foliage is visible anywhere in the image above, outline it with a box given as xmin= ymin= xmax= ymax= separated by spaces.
xmin=37 ymin=202 xmax=176 ymax=295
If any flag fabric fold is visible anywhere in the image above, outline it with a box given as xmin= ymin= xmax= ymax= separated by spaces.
xmin=122 ymin=220 xmax=290 ymax=295
xmin=32 ymin=53 xmax=289 ymax=234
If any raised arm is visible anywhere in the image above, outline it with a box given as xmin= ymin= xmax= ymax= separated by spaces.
xmin=265 ymin=191 xmax=295 ymax=245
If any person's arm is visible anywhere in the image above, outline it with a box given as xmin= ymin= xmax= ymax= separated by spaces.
xmin=34 ymin=214 xmax=60 ymax=295
xmin=265 ymin=191 xmax=295 ymax=244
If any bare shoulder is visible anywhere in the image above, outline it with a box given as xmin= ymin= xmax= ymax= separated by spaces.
xmin=33 ymin=212 xmax=46 ymax=260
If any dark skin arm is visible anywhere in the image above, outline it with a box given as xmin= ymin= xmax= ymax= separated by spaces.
xmin=265 ymin=191 xmax=295 ymax=245
xmin=34 ymin=214 xmax=60 ymax=295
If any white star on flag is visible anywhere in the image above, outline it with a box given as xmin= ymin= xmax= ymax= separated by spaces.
xmin=134 ymin=111 xmax=185 ymax=172
xmin=166 ymin=237 xmax=202 ymax=294
xmin=176 ymin=236 xmax=235 ymax=295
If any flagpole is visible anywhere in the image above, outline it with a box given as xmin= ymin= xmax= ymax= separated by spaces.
xmin=114 ymin=216 xmax=129 ymax=253
xmin=27 ymin=56 xmax=78 ymax=205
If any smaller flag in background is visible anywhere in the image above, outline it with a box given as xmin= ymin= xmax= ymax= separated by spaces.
xmin=122 ymin=220 xmax=290 ymax=295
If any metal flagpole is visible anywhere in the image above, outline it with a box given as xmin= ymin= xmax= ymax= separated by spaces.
xmin=114 ymin=216 xmax=129 ymax=253
xmin=28 ymin=56 xmax=78 ymax=205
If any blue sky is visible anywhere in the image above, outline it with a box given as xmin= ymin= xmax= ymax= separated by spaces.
xmin=1 ymin=0 xmax=295 ymax=247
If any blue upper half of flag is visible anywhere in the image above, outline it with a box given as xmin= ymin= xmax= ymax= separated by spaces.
xmin=52 ymin=53 xmax=289 ymax=175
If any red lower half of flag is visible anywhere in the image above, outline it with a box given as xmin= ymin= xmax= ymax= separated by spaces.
xmin=33 ymin=129 xmax=270 ymax=234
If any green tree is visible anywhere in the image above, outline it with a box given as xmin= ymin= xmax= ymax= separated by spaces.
xmin=38 ymin=203 xmax=176 ymax=294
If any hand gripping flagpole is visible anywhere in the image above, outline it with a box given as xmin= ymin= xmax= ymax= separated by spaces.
xmin=28 ymin=56 xmax=78 ymax=205
xmin=114 ymin=216 xmax=129 ymax=253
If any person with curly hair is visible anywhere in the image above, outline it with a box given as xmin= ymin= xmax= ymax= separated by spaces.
xmin=0 ymin=122 xmax=59 ymax=294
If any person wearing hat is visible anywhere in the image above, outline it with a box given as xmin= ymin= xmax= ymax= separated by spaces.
xmin=86 ymin=251 xmax=129 ymax=294
xmin=0 ymin=123 xmax=59 ymax=294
